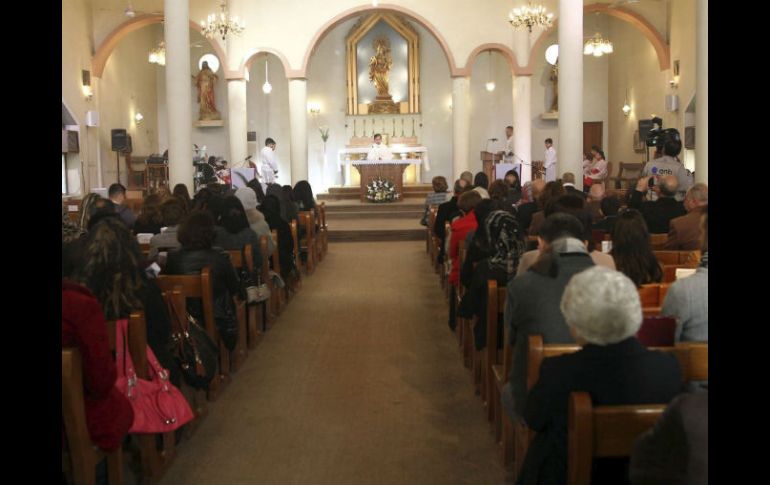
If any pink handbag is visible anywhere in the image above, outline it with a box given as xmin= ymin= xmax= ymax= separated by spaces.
xmin=114 ymin=319 xmax=194 ymax=434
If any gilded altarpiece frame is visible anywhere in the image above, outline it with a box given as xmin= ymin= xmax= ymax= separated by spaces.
xmin=346 ymin=13 xmax=420 ymax=115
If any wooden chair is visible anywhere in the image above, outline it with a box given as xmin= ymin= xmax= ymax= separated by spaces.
xmin=62 ymin=348 xmax=124 ymax=485
xmin=157 ymin=268 xmax=229 ymax=401
xmin=105 ymin=311 xmax=175 ymax=482
xmin=609 ymin=162 xmax=644 ymax=190
xmin=568 ymin=391 xmax=666 ymax=485
xmin=493 ymin=326 xmax=515 ymax=466
xmin=224 ymin=249 xmax=250 ymax=370
xmin=298 ymin=211 xmax=316 ymax=275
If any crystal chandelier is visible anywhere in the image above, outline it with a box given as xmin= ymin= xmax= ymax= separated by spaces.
xmin=201 ymin=1 xmax=245 ymax=42
xmin=508 ymin=2 xmax=554 ymax=33
xmin=583 ymin=33 xmax=614 ymax=57
xmin=148 ymin=42 xmax=166 ymax=66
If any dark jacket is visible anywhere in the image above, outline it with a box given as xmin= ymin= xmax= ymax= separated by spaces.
xmin=516 ymin=201 xmax=539 ymax=233
xmin=213 ymin=226 xmax=263 ymax=272
xmin=139 ymin=280 xmax=182 ymax=388
xmin=564 ymin=185 xmax=586 ymax=200
xmin=630 ymin=391 xmax=708 ymax=485
xmin=434 ymin=196 xmax=460 ymax=260
xmin=114 ymin=204 xmax=137 ymax=229
xmin=518 ymin=338 xmax=683 ymax=485
xmin=593 ymin=215 xmax=618 ymax=234
xmin=62 ymin=281 xmax=134 ymax=452
xmin=506 ymin=252 xmax=596 ymax=419
xmin=165 ymin=247 xmax=241 ymax=350
xmin=265 ymin=213 xmax=296 ymax=279
xmin=628 ymin=190 xmax=687 ymax=234
xmin=459 ymin=259 xmax=510 ymax=351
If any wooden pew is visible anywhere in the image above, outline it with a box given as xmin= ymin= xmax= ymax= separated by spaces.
xmin=442 ymin=221 xmax=451 ymax=297
xmin=157 ymin=268 xmax=229 ymax=401
xmin=298 ymin=211 xmax=316 ymax=275
xmin=638 ymin=283 xmax=671 ymax=316
xmin=62 ymin=348 xmax=125 ymax=485
xmin=224 ymin=248 xmax=251 ymax=369
xmin=317 ymin=203 xmax=328 ymax=260
xmin=456 ymin=239 xmax=467 ymax=349
xmin=270 ymin=229 xmax=289 ymax=308
xmin=650 ymin=233 xmax=668 ymax=250
xmin=105 ymin=311 xmax=175 ymax=482
xmin=260 ymin=235 xmax=277 ymax=327
xmin=568 ymin=392 xmax=666 ymax=485
xmin=493 ymin=326 xmax=515 ymax=466
xmin=678 ymin=341 xmax=708 ymax=381
xmin=290 ymin=220 xmax=302 ymax=292
xmin=161 ymin=285 xmax=208 ymax=435
xmin=485 ymin=280 xmax=507 ymax=427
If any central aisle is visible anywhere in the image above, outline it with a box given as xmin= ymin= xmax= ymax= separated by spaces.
xmin=158 ymin=241 xmax=506 ymax=485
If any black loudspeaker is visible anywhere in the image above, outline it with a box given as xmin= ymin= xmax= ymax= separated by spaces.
xmin=638 ymin=119 xmax=654 ymax=144
xmin=111 ymin=129 xmax=128 ymax=152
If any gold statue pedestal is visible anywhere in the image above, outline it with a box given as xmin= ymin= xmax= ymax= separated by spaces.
xmin=369 ymin=96 xmax=399 ymax=114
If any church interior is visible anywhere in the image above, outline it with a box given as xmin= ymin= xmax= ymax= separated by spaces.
xmin=61 ymin=1 xmax=708 ymax=484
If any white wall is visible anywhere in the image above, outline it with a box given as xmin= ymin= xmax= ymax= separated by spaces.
xmin=246 ymin=53 xmax=291 ymax=183
xmin=157 ymin=29 xmax=230 ymax=162
xmin=468 ymin=51 xmax=514 ymax=175
xmin=529 ymin=14 xmax=609 ymax=165
xmin=99 ymin=25 xmax=160 ymax=186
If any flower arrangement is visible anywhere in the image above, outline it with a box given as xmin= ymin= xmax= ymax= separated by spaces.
xmin=366 ymin=177 xmax=399 ymax=203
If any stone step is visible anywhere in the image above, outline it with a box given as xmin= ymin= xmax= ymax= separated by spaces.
xmin=318 ymin=184 xmax=433 ymax=201
xmin=328 ymin=229 xmax=425 ymax=242
xmin=324 ymin=203 xmax=424 ymax=213
xmin=326 ymin=210 xmax=423 ymax=220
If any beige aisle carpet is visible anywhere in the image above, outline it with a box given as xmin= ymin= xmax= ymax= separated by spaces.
xmin=157 ymin=241 xmax=506 ymax=485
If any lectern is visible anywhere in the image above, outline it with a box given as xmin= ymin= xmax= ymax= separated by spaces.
xmin=481 ymin=151 xmax=503 ymax=183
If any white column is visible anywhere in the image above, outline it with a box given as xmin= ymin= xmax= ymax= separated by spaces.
xmin=93 ymin=78 xmax=103 ymax=189
xmin=558 ymin=0 xmax=583 ymax=188
xmin=164 ymin=0 xmax=193 ymax=188
xmin=227 ymin=79 xmax=248 ymax=167
xmin=513 ymin=75 xmax=532 ymax=182
xmin=695 ymin=0 xmax=708 ymax=183
xmin=452 ymin=76 xmax=471 ymax=178
xmin=288 ymin=78 xmax=308 ymax=184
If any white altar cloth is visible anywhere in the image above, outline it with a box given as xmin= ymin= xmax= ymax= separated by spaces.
xmin=337 ymin=146 xmax=430 ymax=171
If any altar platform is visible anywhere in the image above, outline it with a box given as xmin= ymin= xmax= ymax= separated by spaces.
xmin=318 ymin=183 xmax=433 ymax=201
xmin=323 ymin=196 xmax=427 ymax=242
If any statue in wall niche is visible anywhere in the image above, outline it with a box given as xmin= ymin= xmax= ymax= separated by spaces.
xmin=368 ymin=36 xmax=399 ymax=114
xmin=194 ymin=61 xmax=221 ymax=120
xmin=549 ymin=62 xmax=559 ymax=113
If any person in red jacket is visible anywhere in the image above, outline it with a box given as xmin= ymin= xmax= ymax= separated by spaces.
xmin=62 ymin=280 xmax=133 ymax=452
xmin=447 ymin=190 xmax=482 ymax=331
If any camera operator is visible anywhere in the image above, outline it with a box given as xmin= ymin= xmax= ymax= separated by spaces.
xmin=641 ymin=129 xmax=693 ymax=202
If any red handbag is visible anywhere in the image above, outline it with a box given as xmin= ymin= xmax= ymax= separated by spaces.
xmin=114 ymin=319 xmax=194 ymax=434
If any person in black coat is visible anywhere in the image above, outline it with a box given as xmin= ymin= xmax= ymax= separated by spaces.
xmin=261 ymin=194 xmax=297 ymax=279
xmin=165 ymin=210 xmax=241 ymax=351
xmin=628 ymin=175 xmax=686 ymax=234
xmin=593 ymin=193 xmax=621 ymax=234
xmin=516 ymin=179 xmax=545 ymax=233
xmin=517 ymin=266 xmax=682 ymax=485
xmin=561 ymin=172 xmax=586 ymax=200
xmin=434 ymin=179 xmax=468 ymax=263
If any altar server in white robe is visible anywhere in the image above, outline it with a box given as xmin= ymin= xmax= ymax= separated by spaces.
xmin=260 ymin=137 xmax=279 ymax=187
xmin=367 ymin=133 xmax=393 ymax=161
xmin=544 ymin=138 xmax=557 ymax=182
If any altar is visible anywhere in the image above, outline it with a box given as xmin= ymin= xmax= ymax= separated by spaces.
xmin=337 ymin=140 xmax=429 ymax=189
xmin=344 ymin=159 xmax=421 ymax=202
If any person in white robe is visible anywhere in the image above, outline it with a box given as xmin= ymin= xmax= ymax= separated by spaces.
xmin=260 ymin=138 xmax=279 ymax=189
xmin=544 ymin=138 xmax=557 ymax=182
xmin=499 ymin=126 xmax=521 ymax=179
xmin=367 ymin=133 xmax=393 ymax=161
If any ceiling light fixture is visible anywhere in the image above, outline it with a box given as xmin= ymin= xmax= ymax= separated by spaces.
xmin=124 ymin=2 xmax=136 ymax=18
xmin=485 ymin=50 xmax=496 ymax=92
xmin=584 ymin=32 xmax=614 ymax=57
xmin=262 ymin=57 xmax=272 ymax=94
xmin=201 ymin=1 xmax=245 ymax=42
xmin=622 ymin=89 xmax=631 ymax=116
xmin=509 ymin=2 xmax=554 ymax=33
xmin=148 ymin=42 xmax=166 ymax=66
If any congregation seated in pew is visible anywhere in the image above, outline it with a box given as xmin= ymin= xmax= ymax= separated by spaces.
xmin=133 ymin=193 xmax=163 ymax=235
xmin=519 ymin=267 xmax=682 ymax=485
xmin=148 ymin=197 xmax=186 ymax=261
xmin=447 ymin=190 xmax=482 ymax=331
xmin=501 ymin=213 xmax=594 ymax=423
xmin=234 ymin=186 xmax=276 ymax=255
xmin=261 ymin=194 xmax=297 ymax=280
xmin=420 ymin=175 xmax=451 ymax=226
xmin=164 ymin=210 xmax=242 ymax=352
xmin=214 ymin=195 xmax=263 ymax=273
xmin=433 ymin=178 xmax=470 ymax=263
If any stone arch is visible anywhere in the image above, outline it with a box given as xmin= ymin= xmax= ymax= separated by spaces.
xmin=239 ymin=48 xmax=295 ymax=80
xmin=462 ymin=43 xmax=524 ymax=77
xmin=91 ymin=14 xmax=232 ymax=78
xmin=527 ymin=3 xmax=671 ymax=72
xmin=295 ymin=4 xmax=461 ymax=79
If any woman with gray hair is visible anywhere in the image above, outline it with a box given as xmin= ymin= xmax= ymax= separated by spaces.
xmin=516 ymin=266 xmax=682 ymax=485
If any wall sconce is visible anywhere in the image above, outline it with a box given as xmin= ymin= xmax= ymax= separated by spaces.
xmin=670 ymin=60 xmax=680 ymax=88
xmin=82 ymin=70 xmax=93 ymax=100
xmin=308 ymin=101 xmax=321 ymax=115
xmin=134 ymin=112 xmax=144 ymax=124
xmin=622 ymin=88 xmax=631 ymax=117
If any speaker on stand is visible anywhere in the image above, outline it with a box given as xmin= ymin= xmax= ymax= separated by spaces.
xmin=111 ymin=129 xmax=131 ymax=184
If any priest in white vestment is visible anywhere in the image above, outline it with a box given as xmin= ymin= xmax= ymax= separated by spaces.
xmin=544 ymin=138 xmax=557 ymax=182
xmin=260 ymin=137 xmax=279 ymax=187
xmin=367 ymin=133 xmax=393 ymax=161
xmin=499 ymin=125 xmax=521 ymax=178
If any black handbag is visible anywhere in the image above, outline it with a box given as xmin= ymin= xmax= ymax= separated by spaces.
xmin=166 ymin=294 xmax=219 ymax=390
